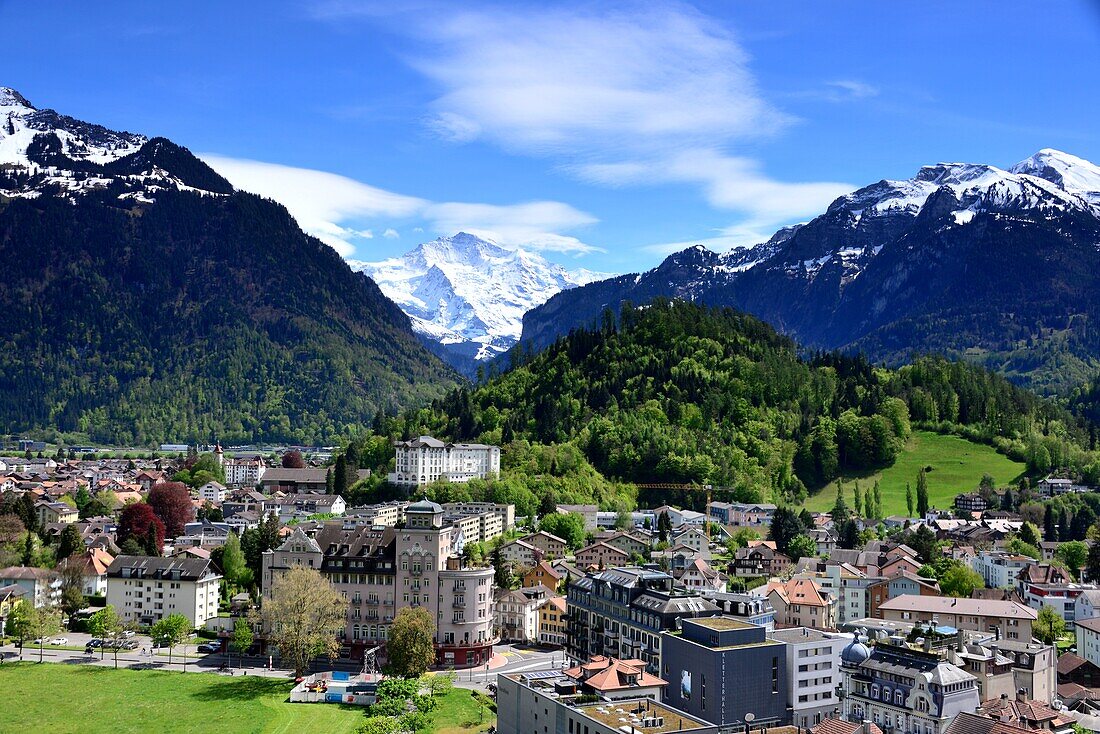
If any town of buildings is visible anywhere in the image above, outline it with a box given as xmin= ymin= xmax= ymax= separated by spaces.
xmin=3 ymin=442 xmax=1100 ymax=734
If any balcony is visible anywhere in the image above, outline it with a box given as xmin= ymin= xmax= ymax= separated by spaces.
xmin=410 ymin=567 xmax=423 ymax=576
xmin=452 ymin=599 xmax=466 ymax=608
xmin=366 ymin=598 xmax=380 ymax=605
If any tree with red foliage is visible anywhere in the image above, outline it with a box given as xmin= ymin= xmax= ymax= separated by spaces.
xmin=147 ymin=481 xmax=195 ymax=538
xmin=281 ymin=450 xmax=305 ymax=469
xmin=118 ymin=503 xmax=166 ymax=553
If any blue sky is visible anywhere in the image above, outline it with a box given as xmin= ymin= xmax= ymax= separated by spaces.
xmin=3 ymin=0 xmax=1098 ymax=272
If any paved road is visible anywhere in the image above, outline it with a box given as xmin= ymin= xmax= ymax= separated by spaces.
xmin=0 ymin=636 xmax=562 ymax=683
xmin=454 ymin=644 xmax=564 ymax=691
xmin=0 ymin=630 xmax=293 ymax=677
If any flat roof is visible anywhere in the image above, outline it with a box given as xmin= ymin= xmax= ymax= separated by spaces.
xmin=771 ymin=627 xmax=843 ymax=644
xmin=688 ymin=616 xmax=753 ymax=631
xmin=578 ymin=700 xmax=712 ymax=734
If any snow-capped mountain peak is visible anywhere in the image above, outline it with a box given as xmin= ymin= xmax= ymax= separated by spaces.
xmin=351 ymin=232 xmax=612 ymax=364
xmin=0 ymin=85 xmax=231 ymax=202
xmin=1010 ymin=148 xmax=1100 ymax=207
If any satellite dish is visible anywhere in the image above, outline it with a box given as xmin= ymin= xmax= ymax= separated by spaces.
xmin=745 ymin=714 xmax=756 ymax=723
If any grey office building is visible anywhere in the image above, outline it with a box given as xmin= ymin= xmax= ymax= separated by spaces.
xmin=661 ymin=617 xmax=788 ymax=729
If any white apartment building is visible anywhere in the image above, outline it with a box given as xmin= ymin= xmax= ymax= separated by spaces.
xmin=105 ymin=555 xmax=221 ymax=628
xmin=794 ymin=563 xmax=872 ymax=625
xmin=198 ymin=481 xmax=227 ymax=503
xmin=971 ymin=551 xmax=1031 ymax=589
xmin=1079 ymin=618 xmax=1100 ymax=669
xmin=772 ymin=627 xmax=847 ymax=728
xmin=222 ymin=457 xmax=266 ymax=487
xmin=388 ymin=436 xmax=500 ymax=487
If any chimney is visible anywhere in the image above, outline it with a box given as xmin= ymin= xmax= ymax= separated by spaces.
xmin=1017 ymin=688 xmax=1027 ymax=702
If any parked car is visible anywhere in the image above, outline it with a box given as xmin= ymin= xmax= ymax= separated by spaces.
xmin=121 ymin=630 xmax=136 ymax=638
xmin=32 ymin=638 xmax=47 ymax=645
xmin=123 ymin=640 xmax=139 ymax=650
xmin=88 ymin=638 xmax=103 ymax=648
xmin=196 ymin=643 xmax=220 ymax=653
xmin=50 ymin=637 xmax=69 ymax=645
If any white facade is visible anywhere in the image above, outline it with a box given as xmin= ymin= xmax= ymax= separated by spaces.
xmin=389 ymin=436 xmax=500 ymax=487
xmin=105 ymin=556 xmax=221 ymax=628
xmin=198 ymin=481 xmax=227 ymax=503
xmin=971 ymin=551 xmax=1031 ymax=589
xmin=223 ymin=458 xmax=266 ymax=487
xmin=773 ymin=628 xmax=846 ymax=728
xmin=1075 ymin=591 xmax=1100 ymax=625
xmin=1077 ymin=618 xmax=1100 ymax=669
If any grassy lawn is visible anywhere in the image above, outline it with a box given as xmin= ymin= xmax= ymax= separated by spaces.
xmin=0 ymin=662 xmax=365 ymax=734
xmin=803 ymin=430 xmax=1026 ymax=517
xmin=431 ymin=688 xmax=496 ymax=734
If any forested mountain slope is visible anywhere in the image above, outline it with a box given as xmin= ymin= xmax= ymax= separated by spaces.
xmin=0 ymin=87 xmax=455 ymax=444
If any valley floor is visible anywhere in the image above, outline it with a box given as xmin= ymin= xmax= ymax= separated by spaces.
xmin=802 ymin=430 xmax=1027 ymax=517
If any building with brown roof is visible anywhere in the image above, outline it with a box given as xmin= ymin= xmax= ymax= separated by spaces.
xmin=576 ymin=541 xmax=630 ymax=570
xmin=978 ymin=692 xmax=1075 ymax=734
xmin=496 ymin=664 xmax=717 ymax=734
xmin=767 ymin=577 xmax=837 ymax=630
xmin=522 ymin=560 xmax=563 ymax=590
xmin=878 ymin=596 xmax=1036 ymax=640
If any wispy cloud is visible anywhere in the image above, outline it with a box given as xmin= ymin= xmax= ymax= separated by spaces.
xmin=313 ymin=1 xmax=854 ymax=249
xmin=199 ymin=154 xmax=600 ymax=257
xmin=826 ymin=79 xmax=879 ymax=100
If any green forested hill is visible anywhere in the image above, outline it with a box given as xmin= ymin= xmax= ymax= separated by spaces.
xmin=0 ymin=188 xmax=456 ymax=445
xmin=371 ymin=300 xmax=1091 ymax=511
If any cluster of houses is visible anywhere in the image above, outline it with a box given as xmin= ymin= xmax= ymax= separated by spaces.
xmin=492 ymin=480 xmax=1100 ymax=734
xmin=0 ymin=439 xmax=510 ymax=664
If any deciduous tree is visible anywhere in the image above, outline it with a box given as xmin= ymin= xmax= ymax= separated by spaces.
xmin=787 ymin=534 xmax=816 ymax=562
xmin=939 ymin=564 xmax=983 ymax=598
xmin=118 ymin=503 xmax=165 ymax=552
xmin=256 ymin=566 xmax=346 ymax=676
xmin=538 ymin=512 xmax=587 ymax=550
xmin=387 ymin=607 xmax=436 ymax=678
xmin=151 ymin=613 xmax=191 ymax=670
xmin=916 ymin=469 xmax=930 ymax=517
xmin=232 ymin=617 xmax=254 ymax=669
xmin=89 ymin=605 xmax=123 ymax=666
xmin=1058 ymin=541 xmax=1089 ymax=579
xmin=281 ymin=450 xmax=305 ymax=469
xmin=147 ymin=482 xmax=195 ymax=538
xmin=1035 ymin=604 xmax=1066 ymax=644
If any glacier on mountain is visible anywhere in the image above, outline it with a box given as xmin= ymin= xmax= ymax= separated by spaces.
xmin=351 ymin=232 xmax=610 ymax=361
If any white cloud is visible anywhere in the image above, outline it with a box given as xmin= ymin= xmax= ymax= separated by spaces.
xmin=827 ymin=80 xmax=879 ymax=100
xmin=200 ymin=154 xmax=422 ymax=256
xmin=411 ymin=3 xmax=785 ymax=155
xmin=200 ymin=154 xmax=599 ymax=257
xmin=342 ymin=2 xmax=854 ymax=245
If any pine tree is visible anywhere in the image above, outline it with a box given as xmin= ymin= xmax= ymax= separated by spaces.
xmin=832 ymin=481 xmax=848 ymax=519
xmin=145 ymin=524 xmax=161 ymax=556
xmin=333 ymin=455 xmax=347 ymax=497
xmin=21 ymin=533 xmax=34 ymax=566
xmin=1044 ymin=505 xmax=1057 ymax=541
xmin=325 ymin=468 xmax=334 ymax=494
xmin=852 ymin=484 xmax=863 ymax=518
xmin=916 ymin=469 xmax=930 ymax=517
xmin=905 ymin=483 xmax=914 ymax=517
xmin=873 ymin=482 xmax=883 ymax=521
